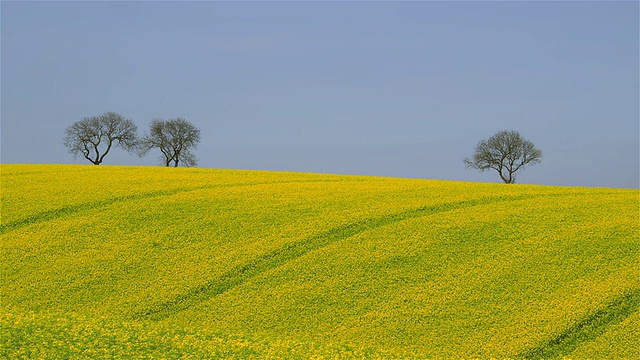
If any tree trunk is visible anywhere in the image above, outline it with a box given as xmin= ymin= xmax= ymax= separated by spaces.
xmin=498 ymin=169 xmax=509 ymax=184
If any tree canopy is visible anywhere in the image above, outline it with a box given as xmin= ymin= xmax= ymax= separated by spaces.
xmin=63 ymin=112 xmax=138 ymax=165
xmin=139 ymin=118 xmax=201 ymax=167
xmin=464 ymin=130 xmax=542 ymax=184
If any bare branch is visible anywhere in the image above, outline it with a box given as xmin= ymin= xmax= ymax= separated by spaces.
xmin=63 ymin=112 xmax=138 ymax=165
xmin=138 ymin=118 xmax=200 ymax=167
xmin=463 ymin=130 xmax=542 ymax=184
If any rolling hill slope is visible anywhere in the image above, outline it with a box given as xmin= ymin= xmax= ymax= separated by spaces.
xmin=1 ymin=164 xmax=638 ymax=358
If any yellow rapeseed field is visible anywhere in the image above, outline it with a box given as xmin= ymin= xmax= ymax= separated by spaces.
xmin=1 ymin=164 xmax=638 ymax=358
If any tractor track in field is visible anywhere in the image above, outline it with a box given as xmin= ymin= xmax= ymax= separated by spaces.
xmin=516 ymin=288 xmax=640 ymax=359
xmin=134 ymin=194 xmax=540 ymax=320
xmin=0 ymin=179 xmax=349 ymax=235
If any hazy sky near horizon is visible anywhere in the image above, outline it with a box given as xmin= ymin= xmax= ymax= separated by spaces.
xmin=2 ymin=1 xmax=638 ymax=188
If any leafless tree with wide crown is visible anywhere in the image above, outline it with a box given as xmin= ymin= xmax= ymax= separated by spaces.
xmin=63 ymin=112 xmax=138 ymax=165
xmin=464 ymin=130 xmax=542 ymax=184
xmin=139 ymin=118 xmax=201 ymax=167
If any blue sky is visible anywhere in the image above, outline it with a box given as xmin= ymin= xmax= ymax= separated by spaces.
xmin=2 ymin=1 xmax=638 ymax=187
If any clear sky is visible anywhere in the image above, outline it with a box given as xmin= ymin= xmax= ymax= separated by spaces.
xmin=2 ymin=1 xmax=638 ymax=188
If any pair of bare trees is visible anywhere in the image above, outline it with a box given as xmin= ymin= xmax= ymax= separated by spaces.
xmin=63 ymin=112 xmax=201 ymax=167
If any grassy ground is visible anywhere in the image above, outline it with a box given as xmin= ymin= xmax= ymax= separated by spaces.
xmin=1 ymin=164 xmax=638 ymax=358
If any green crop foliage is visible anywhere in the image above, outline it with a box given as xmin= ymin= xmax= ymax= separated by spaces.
xmin=1 ymin=164 xmax=638 ymax=358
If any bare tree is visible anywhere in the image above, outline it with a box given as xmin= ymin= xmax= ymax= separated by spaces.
xmin=463 ymin=130 xmax=542 ymax=184
xmin=139 ymin=118 xmax=201 ymax=167
xmin=63 ymin=112 xmax=138 ymax=165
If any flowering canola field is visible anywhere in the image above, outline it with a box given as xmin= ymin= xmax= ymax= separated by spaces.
xmin=1 ymin=164 xmax=638 ymax=358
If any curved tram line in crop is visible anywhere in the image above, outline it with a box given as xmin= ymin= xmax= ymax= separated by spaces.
xmin=516 ymin=288 xmax=640 ymax=359
xmin=134 ymin=194 xmax=548 ymax=320
xmin=2 ymin=165 xmax=637 ymax=358
xmin=0 ymin=179 xmax=351 ymax=235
